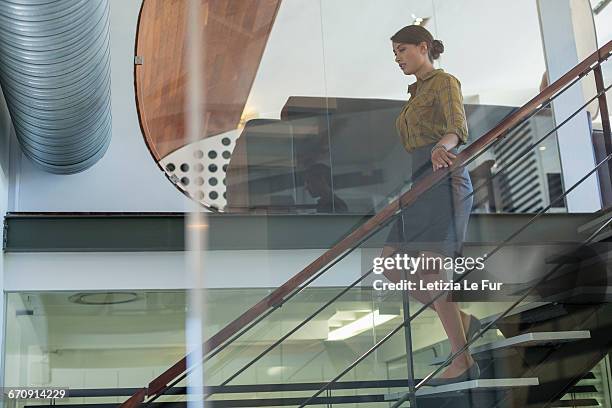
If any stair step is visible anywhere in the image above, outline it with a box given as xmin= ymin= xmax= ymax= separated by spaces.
xmin=385 ymin=377 xmax=539 ymax=399
xmin=552 ymin=398 xmax=600 ymax=407
xmin=582 ymin=372 xmax=597 ymax=380
xmin=541 ymin=286 xmax=612 ymax=303
xmin=568 ymin=385 xmax=598 ymax=393
xmin=430 ymin=330 xmax=591 ymax=365
xmin=480 ymin=301 xmax=552 ymax=326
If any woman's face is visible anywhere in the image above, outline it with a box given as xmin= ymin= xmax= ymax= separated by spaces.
xmin=392 ymin=41 xmax=428 ymax=75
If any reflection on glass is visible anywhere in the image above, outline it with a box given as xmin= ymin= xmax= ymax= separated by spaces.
xmin=135 ymin=0 xmax=283 ymax=211
xmin=134 ymin=0 xmax=566 ymax=215
xmin=227 ymin=102 xmax=566 ymax=215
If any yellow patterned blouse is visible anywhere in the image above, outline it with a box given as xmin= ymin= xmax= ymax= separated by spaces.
xmin=396 ymin=68 xmax=469 ymax=152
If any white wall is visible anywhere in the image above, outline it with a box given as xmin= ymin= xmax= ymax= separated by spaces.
xmin=3 ymin=249 xmax=362 ymax=292
xmin=247 ymin=0 xmax=546 ymax=122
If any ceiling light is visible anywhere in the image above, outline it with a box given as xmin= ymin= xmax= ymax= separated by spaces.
xmin=266 ymin=366 xmax=285 ymax=376
xmin=539 ymin=146 xmax=547 ymax=151
xmin=239 ymin=107 xmax=258 ymax=128
xmin=327 ymin=310 xmax=398 ymax=341
xmin=68 ymin=292 xmax=139 ymax=305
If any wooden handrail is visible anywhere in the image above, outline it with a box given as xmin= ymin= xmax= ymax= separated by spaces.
xmin=120 ymin=40 xmax=612 ymax=408
xmin=120 ymin=388 xmax=146 ymax=408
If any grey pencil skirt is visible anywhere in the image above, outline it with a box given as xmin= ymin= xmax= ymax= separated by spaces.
xmin=386 ymin=143 xmax=474 ymax=258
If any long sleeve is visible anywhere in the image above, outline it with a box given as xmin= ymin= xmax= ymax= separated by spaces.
xmin=438 ymin=76 xmax=468 ymax=145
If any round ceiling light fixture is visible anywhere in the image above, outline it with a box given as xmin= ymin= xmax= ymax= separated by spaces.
xmin=68 ymin=292 xmax=140 ymax=305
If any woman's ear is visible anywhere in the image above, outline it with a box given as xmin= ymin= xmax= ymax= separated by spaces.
xmin=419 ymin=41 xmax=429 ymax=55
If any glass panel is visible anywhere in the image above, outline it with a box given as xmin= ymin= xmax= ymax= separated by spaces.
xmin=201 ymin=212 xmax=406 ymax=395
xmin=311 ymin=0 xmax=567 ymax=216
xmin=3 ymin=291 xmax=187 ymax=407
xmin=134 ymin=0 xmax=330 ymax=213
xmin=189 ymin=0 xmax=609 ymax=405
xmin=221 ymin=0 xmax=331 ymax=214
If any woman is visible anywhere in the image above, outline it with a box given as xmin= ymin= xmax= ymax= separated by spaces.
xmin=382 ymin=25 xmax=478 ymax=385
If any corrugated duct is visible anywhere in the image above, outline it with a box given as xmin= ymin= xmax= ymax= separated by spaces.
xmin=0 ymin=0 xmax=112 ymax=174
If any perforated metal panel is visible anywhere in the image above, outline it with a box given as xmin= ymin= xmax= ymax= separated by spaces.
xmin=160 ymin=130 xmax=239 ymax=211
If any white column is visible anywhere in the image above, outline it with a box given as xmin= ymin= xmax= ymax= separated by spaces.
xmin=537 ymin=0 xmax=601 ymax=212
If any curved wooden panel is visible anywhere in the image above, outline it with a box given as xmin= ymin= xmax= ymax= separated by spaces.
xmin=135 ymin=0 xmax=281 ymax=160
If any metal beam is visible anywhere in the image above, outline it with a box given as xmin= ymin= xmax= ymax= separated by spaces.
xmin=3 ymin=212 xmax=595 ymax=252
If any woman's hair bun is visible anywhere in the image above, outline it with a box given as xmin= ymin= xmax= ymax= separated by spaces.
xmin=431 ymin=39 xmax=444 ymax=60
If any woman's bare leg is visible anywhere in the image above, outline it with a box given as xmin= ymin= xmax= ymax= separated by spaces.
xmin=380 ymin=246 xmax=474 ymax=333
xmin=419 ymin=250 xmax=474 ymax=377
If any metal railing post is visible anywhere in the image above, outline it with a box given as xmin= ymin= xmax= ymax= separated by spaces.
xmin=401 ymin=267 xmax=418 ymax=408
xmin=594 ymin=64 xmax=612 ymax=152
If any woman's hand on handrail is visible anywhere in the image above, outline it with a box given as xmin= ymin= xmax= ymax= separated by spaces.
xmin=431 ymin=133 xmax=460 ymax=170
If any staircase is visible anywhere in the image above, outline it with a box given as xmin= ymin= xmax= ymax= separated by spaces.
xmin=21 ymin=40 xmax=605 ymax=408
xmin=386 ymin=301 xmax=612 ymax=407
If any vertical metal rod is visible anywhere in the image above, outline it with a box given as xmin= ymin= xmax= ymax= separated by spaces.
xmin=594 ymin=65 xmax=612 ymax=190
xmin=401 ymin=268 xmax=417 ymax=408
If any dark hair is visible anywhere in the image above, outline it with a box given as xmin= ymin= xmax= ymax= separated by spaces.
xmin=390 ymin=25 xmax=444 ymax=61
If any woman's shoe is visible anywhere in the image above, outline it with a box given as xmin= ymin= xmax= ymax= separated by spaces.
xmin=426 ymin=362 xmax=480 ymax=386
xmin=439 ymin=315 xmax=481 ymax=364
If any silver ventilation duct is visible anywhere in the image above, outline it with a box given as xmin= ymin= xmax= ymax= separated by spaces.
xmin=0 ymin=0 xmax=112 ymax=174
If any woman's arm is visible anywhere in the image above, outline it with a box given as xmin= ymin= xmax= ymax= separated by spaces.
xmin=431 ymin=133 xmax=460 ymax=169
xmin=431 ymin=75 xmax=468 ymax=170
